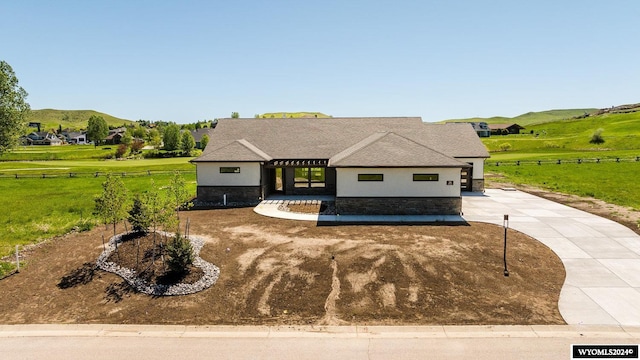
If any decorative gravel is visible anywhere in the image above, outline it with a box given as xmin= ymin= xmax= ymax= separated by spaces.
xmin=96 ymin=231 xmax=220 ymax=296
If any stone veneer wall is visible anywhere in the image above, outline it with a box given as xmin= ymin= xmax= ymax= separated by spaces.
xmin=472 ymin=179 xmax=485 ymax=192
xmin=335 ymin=197 xmax=461 ymax=215
xmin=197 ymin=186 xmax=262 ymax=207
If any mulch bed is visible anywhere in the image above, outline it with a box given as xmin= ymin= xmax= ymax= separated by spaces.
xmin=106 ymin=232 xmax=204 ymax=285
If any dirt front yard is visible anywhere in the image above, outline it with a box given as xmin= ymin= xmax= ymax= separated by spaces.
xmin=0 ymin=207 xmax=565 ymax=326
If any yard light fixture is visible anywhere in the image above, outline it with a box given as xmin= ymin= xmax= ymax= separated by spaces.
xmin=503 ymin=214 xmax=509 ymax=277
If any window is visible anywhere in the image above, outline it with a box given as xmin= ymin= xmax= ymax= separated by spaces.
xmin=220 ymin=167 xmax=240 ymax=173
xmin=358 ymin=174 xmax=383 ymax=181
xmin=294 ymin=167 xmax=325 ymax=188
xmin=413 ymin=173 xmax=439 ymax=181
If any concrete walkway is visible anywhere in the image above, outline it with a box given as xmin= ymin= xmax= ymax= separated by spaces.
xmin=254 ymin=190 xmax=640 ymax=326
xmin=464 ymin=189 xmax=640 ymax=326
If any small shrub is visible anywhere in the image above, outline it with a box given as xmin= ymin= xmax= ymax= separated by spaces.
xmin=130 ymin=139 xmax=145 ymax=154
xmin=499 ymin=143 xmax=512 ymax=152
xmin=166 ymin=234 xmax=194 ymax=274
xmin=128 ymin=195 xmax=151 ymax=233
xmin=589 ymin=128 xmax=605 ymax=144
xmin=115 ymin=144 xmax=128 ymax=158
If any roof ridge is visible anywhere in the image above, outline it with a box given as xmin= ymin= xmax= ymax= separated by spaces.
xmin=236 ymin=139 xmax=272 ymax=161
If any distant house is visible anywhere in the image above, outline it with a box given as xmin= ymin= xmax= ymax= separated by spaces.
xmin=489 ymin=123 xmax=525 ymax=135
xmin=189 ymin=128 xmax=214 ymax=149
xmin=453 ymin=122 xmax=490 ymax=137
xmin=104 ymin=128 xmax=126 ymax=145
xmin=64 ymin=131 xmax=88 ymax=145
xmin=192 ymin=117 xmax=490 ymax=215
xmin=25 ymin=132 xmax=63 ymax=146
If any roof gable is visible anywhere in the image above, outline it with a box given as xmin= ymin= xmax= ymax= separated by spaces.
xmin=194 ymin=139 xmax=272 ymax=162
xmin=329 ymin=132 xmax=468 ymax=167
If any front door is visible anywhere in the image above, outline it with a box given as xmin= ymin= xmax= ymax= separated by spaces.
xmin=461 ymin=165 xmax=472 ymax=191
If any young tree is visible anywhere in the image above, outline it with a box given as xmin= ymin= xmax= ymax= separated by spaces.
xmin=147 ymin=128 xmax=162 ymax=149
xmin=87 ymin=115 xmax=108 ymax=147
xmin=0 ymin=60 xmax=30 ymax=156
xmin=94 ymin=174 xmax=129 ymax=237
xmin=180 ymin=131 xmax=195 ymax=155
xmin=162 ymin=124 xmax=181 ymax=151
xmin=200 ymin=134 xmax=209 ymax=149
xmin=166 ymin=233 xmax=194 ymax=274
xmin=167 ymin=171 xmax=192 ymax=226
xmin=231 ymin=112 xmax=239 ymax=118
xmin=128 ymin=194 xmax=151 ymax=234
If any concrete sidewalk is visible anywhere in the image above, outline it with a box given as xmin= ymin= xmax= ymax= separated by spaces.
xmin=1 ymin=324 xmax=639 ymax=339
xmin=463 ymin=189 xmax=640 ymax=326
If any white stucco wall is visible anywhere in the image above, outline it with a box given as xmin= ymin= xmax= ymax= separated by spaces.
xmin=336 ymin=167 xmax=461 ymax=197
xmin=196 ymin=162 xmax=261 ymax=186
xmin=457 ymin=158 xmax=485 ymax=179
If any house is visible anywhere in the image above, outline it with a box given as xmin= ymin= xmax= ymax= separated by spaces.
xmin=191 ymin=117 xmax=490 ymax=215
xmin=454 ymin=122 xmax=491 ymax=137
xmin=63 ymin=131 xmax=88 ymax=145
xmin=189 ymin=128 xmax=214 ymax=149
xmin=489 ymin=123 xmax=525 ymax=135
xmin=24 ymin=131 xmax=63 ymax=146
xmin=104 ymin=128 xmax=127 ymax=145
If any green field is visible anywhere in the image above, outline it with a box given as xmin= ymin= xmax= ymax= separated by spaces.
xmin=485 ymin=109 xmax=640 ymax=210
xmin=0 ymin=144 xmax=197 ymax=276
xmin=27 ymin=109 xmax=134 ymax=131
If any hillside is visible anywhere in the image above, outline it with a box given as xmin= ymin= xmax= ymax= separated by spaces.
xmin=257 ymin=112 xmax=332 ymax=118
xmin=27 ymin=109 xmax=134 ymax=131
xmin=444 ymin=108 xmax=597 ymax=126
xmin=482 ymin=110 xmax=640 ymax=155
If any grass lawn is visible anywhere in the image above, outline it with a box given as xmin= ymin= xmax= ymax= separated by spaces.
xmin=1 ymin=172 xmax=196 ymax=252
xmin=486 ymin=161 xmax=640 ymax=210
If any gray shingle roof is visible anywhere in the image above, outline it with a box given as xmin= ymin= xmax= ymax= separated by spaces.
xmin=192 ymin=117 xmax=489 ymax=166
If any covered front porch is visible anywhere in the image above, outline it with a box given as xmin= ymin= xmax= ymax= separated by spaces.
xmin=254 ymin=195 xmax=465 ymax=224
xmin=263 ymin=159 xmax=336 ymax=197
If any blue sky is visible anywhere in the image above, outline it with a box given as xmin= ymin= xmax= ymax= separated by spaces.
xmin=2 ymin=0 xmax=639 ymax=123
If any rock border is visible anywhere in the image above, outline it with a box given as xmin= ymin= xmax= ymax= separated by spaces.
xmin=96 ymin=231 xmax=220 ymax=296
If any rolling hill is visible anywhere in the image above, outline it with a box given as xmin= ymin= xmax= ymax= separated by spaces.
xmin=443 ymin=108 xmax=597 ymax=127
xmin=27 ymin=109 xmax=134 ymax=131
xmin=482 ymin=109 xmax=640 ymax=154
xmin=257 ymin=112 xmax=332 ymax=119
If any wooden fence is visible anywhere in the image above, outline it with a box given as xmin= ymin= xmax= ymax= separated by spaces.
xmin=488 ymin=156 xmax=640 ymax=167
xmin=0 ymin=169 xmax=196 ymax=180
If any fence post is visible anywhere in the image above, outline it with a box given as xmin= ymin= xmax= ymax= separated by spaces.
xmin=557 ymin=159 xmax=561 ymax=165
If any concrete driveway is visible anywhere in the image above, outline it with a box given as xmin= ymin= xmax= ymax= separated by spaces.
xmin=463 ymin=189 xmax=640 ymax=326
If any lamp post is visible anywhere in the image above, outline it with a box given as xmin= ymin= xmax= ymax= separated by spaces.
xmin=503 ymin=214 xmax=509 ymax=277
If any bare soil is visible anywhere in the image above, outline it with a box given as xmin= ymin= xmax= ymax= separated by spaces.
xmin=0 ymin=207 xmax=565 ymax=325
